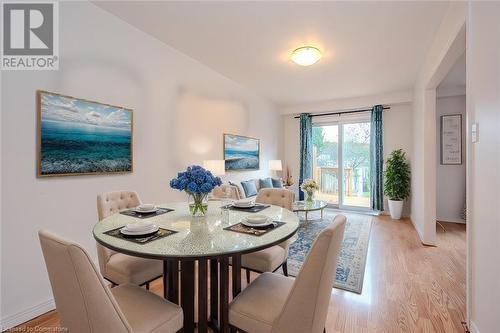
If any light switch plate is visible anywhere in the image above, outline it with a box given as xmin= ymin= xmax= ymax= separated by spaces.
xmin=471 ymin=123 xmax=478 ymax=143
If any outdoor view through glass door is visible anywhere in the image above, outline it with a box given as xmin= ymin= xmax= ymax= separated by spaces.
xmin=312 ymin=121 xmax=371 ymax=209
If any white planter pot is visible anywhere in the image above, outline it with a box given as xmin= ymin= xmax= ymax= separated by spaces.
xmin=388 ymin=199 xmax=403 ymax=219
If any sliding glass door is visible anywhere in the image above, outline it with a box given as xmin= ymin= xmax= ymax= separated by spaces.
xmin=312 ymin=119 xmax=371 ymax=209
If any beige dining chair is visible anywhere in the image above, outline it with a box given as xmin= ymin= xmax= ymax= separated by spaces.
xmin=97 ymin=191 xmax=162 ymax=288
xmin=39 ymin=230 xmax=183 ymax=333
xmin=229 ymin=215 xmax=346 ymax=333
xmin=240 ymin=188 xmax=295 ymax=283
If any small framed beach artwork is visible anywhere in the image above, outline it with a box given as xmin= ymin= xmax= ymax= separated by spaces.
xmin=37 ymin=90 xmax=133 ymax=177
xmin=223 ymin=133 xmax=260 ymax=171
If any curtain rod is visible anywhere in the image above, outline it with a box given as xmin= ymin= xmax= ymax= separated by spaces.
xmin=293 ymin=106 xmax=390 ymax=119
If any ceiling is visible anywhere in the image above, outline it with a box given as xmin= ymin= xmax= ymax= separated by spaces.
xmin=438 ymin=52 xmax=466 ymax=90
xmin=95 ymin=1 xmax=450 ymax=106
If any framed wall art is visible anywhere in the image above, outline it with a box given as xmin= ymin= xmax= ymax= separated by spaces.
xmin=223 ymin=133 xmax=260 ymax=171
xmin=440 ymin=114 xmax=462 ymax=165
xmin=37 ymin=90 xmax=133 ymax=176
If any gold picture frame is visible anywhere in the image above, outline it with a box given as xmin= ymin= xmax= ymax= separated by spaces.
xmin=37 ymin=90 xmax=133 ymax=177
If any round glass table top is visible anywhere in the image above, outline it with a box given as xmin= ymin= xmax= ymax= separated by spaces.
xmin=93 ymin=201 xmax=299 ymax=260
xmin=292 ymin=200 xmax=328 ymax=212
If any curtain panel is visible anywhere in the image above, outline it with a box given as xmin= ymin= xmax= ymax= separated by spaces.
xmin=299 ymin=113 xmax=313 ymax=200
xmin=370 ymin=105 xmax=384 ymax=211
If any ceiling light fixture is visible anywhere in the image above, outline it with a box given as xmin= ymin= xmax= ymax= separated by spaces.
xmin=291 ymin=46 xmax=322 ymax=66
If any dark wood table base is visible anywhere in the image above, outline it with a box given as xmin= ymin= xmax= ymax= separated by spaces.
xmin=163 ymin=254 xmax=242 ymax=333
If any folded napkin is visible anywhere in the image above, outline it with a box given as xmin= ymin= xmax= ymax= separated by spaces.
xmin=137 ymin=203 xmax=155 ymax=211
xmin=245 ymin=215 xmax=268 ymax=224
xmin=125 ymin=221 xmax=154 ymax=232
xmin=234 ymin=199 xmax=255 ymax=207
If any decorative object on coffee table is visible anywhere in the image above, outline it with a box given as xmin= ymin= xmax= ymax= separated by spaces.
xmin=300 ymin=178 xmax=319 ymax=202
xmin=223 ymin=133 xmax=260 ymax=170
xmin=384 ymin=149 xmax=411 ymax=219
xmin=170 ymin=165 xmax=222 ymax=217
xmin=37 ymin=90 xmax=133 ymax=177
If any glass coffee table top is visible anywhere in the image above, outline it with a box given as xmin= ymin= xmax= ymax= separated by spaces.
xmin=293 ymin=200 xmax=328 ymax=212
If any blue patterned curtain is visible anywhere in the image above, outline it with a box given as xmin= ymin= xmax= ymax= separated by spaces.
xmin=370 ymin=105 xmax=384 ymax=211
xmin=299 ymin=113 xmax=313 ymax=200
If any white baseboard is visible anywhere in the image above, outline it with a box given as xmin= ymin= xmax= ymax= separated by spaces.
xmin=470 ymin=321 xmax=480 ymax=333
xmin=436 ymin=217 xmax=466 ymax=224
xmin=1 ymin=298 xmax=55 ymax=330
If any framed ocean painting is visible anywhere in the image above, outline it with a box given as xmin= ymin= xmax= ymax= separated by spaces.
xmin=37 ymin=91 xmax=133 ymax=177
xmin=223 ymin=134 xmax=260 ymax=170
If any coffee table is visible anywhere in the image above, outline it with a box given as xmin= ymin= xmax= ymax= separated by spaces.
xmin=292 ymin=200 xmax=328 ymax=221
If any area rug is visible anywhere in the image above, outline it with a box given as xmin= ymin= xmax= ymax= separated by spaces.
xmin=288 ymin=209 xmax=372 ymax=294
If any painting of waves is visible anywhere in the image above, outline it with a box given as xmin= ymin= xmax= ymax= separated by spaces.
xmin=224 ymin=134 xmax=259 ymax=170
xmin=38 ymin=91 xmax=132 ymax=176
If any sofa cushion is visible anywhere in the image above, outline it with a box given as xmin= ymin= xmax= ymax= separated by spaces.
xmin=229 ymin=181 xmax=245 ymax=199
xmin=271 ymin=178 xmax=283 ymax=188
xmin=241 ymin=180 xmax=258 ymax=197
xmin=259 ymin=177 xmax=273 ymax=189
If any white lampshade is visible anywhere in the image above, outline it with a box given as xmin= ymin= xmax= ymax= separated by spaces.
xmin=269 ymin=160 xmax=283 ymax=171
xmin=203 ymin=160 xmax=226 ymax=176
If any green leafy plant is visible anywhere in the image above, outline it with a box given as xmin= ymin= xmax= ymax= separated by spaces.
xmin=384 ymin=149 xmax=411 ymax=201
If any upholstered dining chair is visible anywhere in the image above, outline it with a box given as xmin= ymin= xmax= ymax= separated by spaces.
xmin=39 ymin=230 xmax=183 ymax=333
xmin=240 ymin=188 xmax=295 ymax=283
xmin=228 ymin=215 xmax=346 ymax=333
xmin=97 ymin=191 xmax=162 ymax=288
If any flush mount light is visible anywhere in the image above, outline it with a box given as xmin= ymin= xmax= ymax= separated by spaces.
xmin=291 ymin=46 xmax=322 ymax=66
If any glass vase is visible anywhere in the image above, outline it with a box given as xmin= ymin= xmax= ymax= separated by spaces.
xmin=188 ymin=193 xmax=208 ymax=217
xmin=305 ymin=191 xmax=314 ymax=202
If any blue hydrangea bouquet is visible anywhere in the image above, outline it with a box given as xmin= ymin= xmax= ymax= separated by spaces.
xmin=170 ymin=165 xmax=222 ymax=216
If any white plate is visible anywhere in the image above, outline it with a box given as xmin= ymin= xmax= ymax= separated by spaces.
xmin=241 ymin=218 xmax=273 ymax=228
xmin=120 ymin=225 xmax=159 ymax=236
xmin=234 ymin=202 xmax=255 ymax=208
xmin=133 ymin=207 xmax=159 ymax=214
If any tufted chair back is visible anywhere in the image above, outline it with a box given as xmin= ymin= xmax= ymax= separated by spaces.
xmin=211 ymin=184 xmax=241 ymax=200
xmin=96 ymin=191 xmax=142 ymax=275
xmin=97 ymin=191 xmax=142 ymax=220
xmin=256 ymin=188 xmax=295 ymax=211
xmin=256 ymin=188 xmax=296 ymax=256
xmin=39 ymin=230 xmax=132 ymax=332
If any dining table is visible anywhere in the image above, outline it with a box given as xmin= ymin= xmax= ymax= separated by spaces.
xmin=93 ymin=201 xmax=299 ymax=333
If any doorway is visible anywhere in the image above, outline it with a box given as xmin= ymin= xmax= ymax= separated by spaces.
xmin=312 ymin=116 xmax=371 ymax=210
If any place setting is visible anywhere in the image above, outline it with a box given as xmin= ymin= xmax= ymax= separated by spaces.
xmin=104 ymin=219 xmax=177 ymax=244
xmin=225 ymin=214 xmax=285 ymax=236
xmin=223 ymin=199 xmax=271 ymax=213
xmin=119 ymin=203 xmax=174 ymax=219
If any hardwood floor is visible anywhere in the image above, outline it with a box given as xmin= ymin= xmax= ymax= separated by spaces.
xmin=7 ymin=215 xmax=466 ymax=333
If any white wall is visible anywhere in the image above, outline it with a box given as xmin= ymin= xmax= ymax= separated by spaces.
xmin=282 ymin=103 xmax=413 ymax=215
xmin=467 ymin=2 xmax=500 ymax=332
xmin=436 ymin=95 xmax=466 ymax=223
xmin=0 ymin=2 xmax=280 ymax=328
xmin=411 ymin=2 xmax=467 ymax=245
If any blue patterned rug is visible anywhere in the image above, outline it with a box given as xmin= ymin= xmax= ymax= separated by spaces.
xmin=288 ymin=209 xmax=372 ymax=294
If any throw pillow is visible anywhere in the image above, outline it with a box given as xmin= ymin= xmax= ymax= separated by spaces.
xmin=271 ymin=178 xmax=283 ymax=188
xmin=241 ymin=180 xmax=258 ymax=197
xmin=259 ymin=177 xmax=273 ymax=189
xmin=229 ymin=181 xmax=244 ymax=198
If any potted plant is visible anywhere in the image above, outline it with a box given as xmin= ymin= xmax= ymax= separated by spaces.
xmin=170 ymin=165 xmax=222 ymax=217
xmin=384 ymin=149 xmax=411 ymax=219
